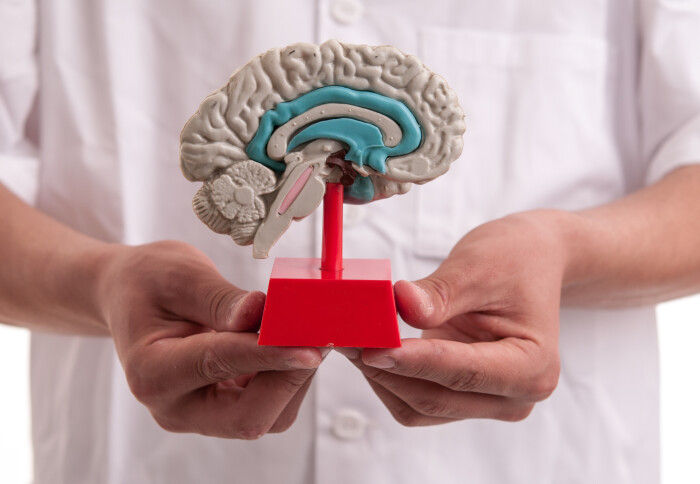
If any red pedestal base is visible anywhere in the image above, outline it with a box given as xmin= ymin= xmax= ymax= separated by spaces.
xmin=258 ymin=258 xmax=401 ymax=348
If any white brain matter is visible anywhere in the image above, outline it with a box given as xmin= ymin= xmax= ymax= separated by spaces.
xmin=180 ymin=39 xmax=465 ymax=258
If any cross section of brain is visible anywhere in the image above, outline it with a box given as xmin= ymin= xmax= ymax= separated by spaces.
xmin=180 ymin=39 xmax=465 ymax=258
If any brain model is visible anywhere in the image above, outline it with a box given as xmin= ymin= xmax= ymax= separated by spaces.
xmin=180 ymin=39 xmax=465 ymax=258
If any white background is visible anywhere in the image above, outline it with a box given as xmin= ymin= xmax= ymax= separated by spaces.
xmin=1 ymin=296 xmax=699 ymax=483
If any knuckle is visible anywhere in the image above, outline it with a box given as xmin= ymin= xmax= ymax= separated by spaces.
xmin=411 ymin=396 xmax=449 ymax=417
xmin=208 ymin=286 xmax=236 ymax=327
xmin=149 ymin=240 xmax=203 ymax=260
xmin=405 ymin=340 xmax=443 ymax=380
xmin=392 ymin=405 xmax=423 ymax=427
xmin=423 ymin=275 xmax=453 ymax=318
xmin=526 ymin=359 xmax=560 ymax=401
xmin=124 ymin=359 xmax=158 ymax=405
xmin=497 ymin=404 xmax=534 ymax=423
xmin=148 ymin=239 xmax=184 ymax=252
xmin=362 ymin=366 xmax=394 ymax=386
xmin=532 ymin=372 xmax=559 ymax=400
xmin=127 ymin=378 xmax=154 ymax=404
xmin=152 ymin=412 xmax=187 ymax=433
xmin=197 ymin=347 xmax=236 ymax=383
xmin=233 ymin=422 xmax=268 ymax=440
xmin=276 ymin=370 xmax=313 ymax=394
xmin=268 ymin=415 xmax=296 ymax=434
xmin=445 ymin=368 xmax=488 ymax=392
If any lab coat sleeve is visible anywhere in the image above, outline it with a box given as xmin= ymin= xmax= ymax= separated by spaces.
xmin=639 ymin=0 xmax=700 ymax=185
xmin=0 ymin=0 xmax=39 ymax=204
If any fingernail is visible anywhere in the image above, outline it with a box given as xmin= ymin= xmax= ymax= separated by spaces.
xmin=365 ymin=355 xmax=397 ymax=369
xmin=319 ymin=347 xmax=332 ymax=359
xmin=335 ymin=347 xmax=361 ymax=360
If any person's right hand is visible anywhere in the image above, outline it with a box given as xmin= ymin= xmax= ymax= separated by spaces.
xmin=97 ymin=240 xmax=324 ymax=439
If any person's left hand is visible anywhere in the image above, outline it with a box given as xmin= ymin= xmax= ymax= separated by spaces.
xmin=339 ymin=211 xmax=566 ymax=425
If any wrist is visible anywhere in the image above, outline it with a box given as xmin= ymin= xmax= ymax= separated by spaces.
xmin=502 ymin=209 xmax=591 ymax=287
xmin=521 ymin=209 xmax=609 ymax=302
xmin=72 ymin=241 xmax=128 ymax=335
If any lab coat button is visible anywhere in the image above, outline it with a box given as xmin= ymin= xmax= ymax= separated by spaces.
xmin=331 ymin=0 xmax=364 ymax=25
xmin=332 ymin=408 xmax=367 ymax=440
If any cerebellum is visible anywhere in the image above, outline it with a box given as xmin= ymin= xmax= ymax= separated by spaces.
xmin=180 ymin=39 xmax=465 ymax=257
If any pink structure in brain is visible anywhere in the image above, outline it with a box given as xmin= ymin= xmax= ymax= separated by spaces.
xmin=180 ymin=39 xmax=465 ymax=258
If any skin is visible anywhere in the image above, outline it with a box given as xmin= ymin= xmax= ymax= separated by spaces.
xmin=337 ymin=164 xmax=700 ymax=425
xmin=0 ymin=185 xmax=326 ymax=439
xmin=1 ymin=164 xmax=699 ymax=435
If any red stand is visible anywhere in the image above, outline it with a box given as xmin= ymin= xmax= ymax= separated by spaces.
xmin=258 ymin=182 xmax=401 ymax=347
xmin=321 ymin=183 xmax=344 ymax=274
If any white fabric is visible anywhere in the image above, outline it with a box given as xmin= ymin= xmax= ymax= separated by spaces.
xmin=2 ymin=0 xmax=700 ymax=482
xmin=0 ymin=0 xmax=39 ymax=204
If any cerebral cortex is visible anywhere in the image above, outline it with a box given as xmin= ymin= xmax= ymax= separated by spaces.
xmin=180 ymin=39 xmax=465 ymax=258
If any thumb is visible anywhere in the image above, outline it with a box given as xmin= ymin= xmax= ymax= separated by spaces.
xmin=167 ymin=272 xmax=266 ymax=332
xmin=209 ymin=289 xmax=266 ymax=333
xmin=395 ymin=255 xmax=478 ymax=329
xmin=395 ymin=278 xmax=449 ymax=329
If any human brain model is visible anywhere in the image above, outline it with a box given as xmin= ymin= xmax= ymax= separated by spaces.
xmin=180 ymin=39 xmax=465 ymax=258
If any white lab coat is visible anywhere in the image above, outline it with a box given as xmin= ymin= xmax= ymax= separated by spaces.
xmin=2 ymin=0 xmax=700 ymax=483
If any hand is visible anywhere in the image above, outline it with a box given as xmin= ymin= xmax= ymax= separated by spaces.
xmin=98 ymin=240 xmax=324 ymax=439
xmin=342 ymin=211 xmax=566 ymax=425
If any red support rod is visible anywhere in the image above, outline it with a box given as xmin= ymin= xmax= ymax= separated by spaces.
xmin=322 ymin=183 xmax=343 ymax=273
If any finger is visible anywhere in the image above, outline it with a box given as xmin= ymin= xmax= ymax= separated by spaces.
xmin=357 ymin=363 xmax=532 ymax=422
xmin=224 ymin=368 xmax=317 ymax=439
xmin=394 ymin=255 xmax=488 ymax=329
xmin=229 ymin=373 xmax=255 ymax=388
xmin=359 ymin=338 xmax=558 ymax=400
xmin=159 ymin=266 xmax=266 ymax=332
xmin=395 ymin=277 xmax=464 ymax=329
xmin=152 ymin=368 xmax=315 ymax=438
xmin=362 ymin=375 xmax=456 ymax=427
xmin=149 ymin=383 xmax=243 ymax=436
xmin=395 ymin=263 xmax=470 ymax=329
xmin=266 ymin=349 xmax=331 ymax=433
xmin=394 ymin=280 xmax=437 ymax=328
xmin=127 ymin=331 xmax=324 ymax=400
xmin=267 ymin=371 xmax=316 ymax=433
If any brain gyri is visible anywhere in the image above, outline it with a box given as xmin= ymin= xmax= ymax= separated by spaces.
xmin=180 ymin=39 xmax=465 ymax=258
